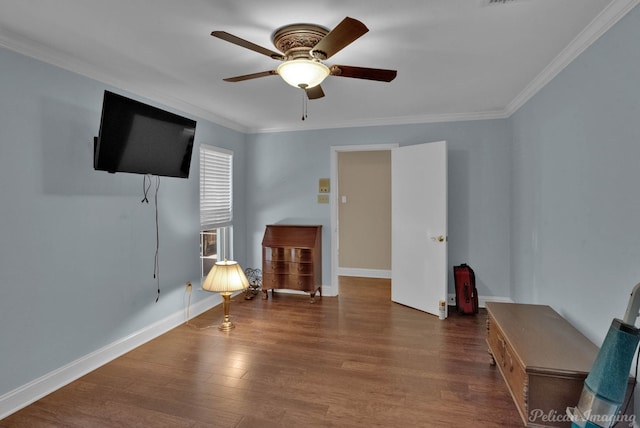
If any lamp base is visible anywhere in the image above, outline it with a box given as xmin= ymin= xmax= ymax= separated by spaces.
xmin=218 ymin=293 xmax=236 ymax=331
xmin=218 ymin=319 xmax=235 ymax=331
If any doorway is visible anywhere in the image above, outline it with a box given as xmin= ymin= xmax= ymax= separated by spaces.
xmin=330 ymin=144 xmax=398 ymax=295
xmin=337 ymin=150 xmax=392 ymax=274
xmin=331 ymin=142 xmax=448 ymax=317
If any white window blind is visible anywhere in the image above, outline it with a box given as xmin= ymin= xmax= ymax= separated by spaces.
xmin=200 ymin=145 xmax=232 ymax=230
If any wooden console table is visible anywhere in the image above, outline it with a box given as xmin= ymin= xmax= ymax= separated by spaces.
xmin=486 ymin=302 xmax=598 ymax=427
xmin=261 ymin=225 xmax=322 ymax=302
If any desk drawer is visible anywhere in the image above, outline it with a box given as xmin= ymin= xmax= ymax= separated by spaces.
xmin=262 ymin=273 xmax=316 ymax=292
xmin=263 ymin=247 xmax=313 ymax=262
xmin=263 ymin=261 xmax=314 ymax=275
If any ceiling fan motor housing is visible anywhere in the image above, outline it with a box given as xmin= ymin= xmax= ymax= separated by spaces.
xmin=272 ymin=23 xmax=332 ymax=89
xmin=271 ymin=24 xmax=330 ymax=60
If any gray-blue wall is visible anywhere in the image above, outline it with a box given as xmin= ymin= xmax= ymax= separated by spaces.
xmin=1 ymin=1 xmax=638 ymax=415
xmin=245 ymin=120 xmax=513 ymax=300
xmin=511 ymin=4 xmax=640 ymax=343
xmin=0 ymin=47 xmax=247 ymax=398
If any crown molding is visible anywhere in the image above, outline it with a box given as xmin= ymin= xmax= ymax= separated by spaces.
xmin=504 ymin=0 xmax=640 ymax=116
xmin=0 ymin=31 xmax=508 ymax=135
xmin=1 ymin=0 xmax=637 ymax=134
xmin=0 ymin=31 xmax=250 ymax=134
xmin=248 ymin=0 xmax=640 ymax=133
xmin=248 ymin=109 xmax=510 ymax=134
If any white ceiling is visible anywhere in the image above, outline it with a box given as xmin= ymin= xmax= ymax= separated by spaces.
xmin=0 ymin=1 xmax=637 ymax=133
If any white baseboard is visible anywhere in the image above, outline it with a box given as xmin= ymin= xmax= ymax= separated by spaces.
xmin=0 ymin=292 xmax=220 ymax=419
xmin=337 ymin=268 xmax=391 ymax=279
xmin=447 ymin=293 xmax=513 ymax=308
xmin=337 ymin=271 xmax=512 ymax=309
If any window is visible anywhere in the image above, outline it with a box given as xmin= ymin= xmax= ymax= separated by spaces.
xmin=200 ymin=145 xmax=233 ymax=276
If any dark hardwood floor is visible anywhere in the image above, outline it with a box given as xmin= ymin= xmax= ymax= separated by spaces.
xmin=2 ymin=277 xmax=522 ymax=427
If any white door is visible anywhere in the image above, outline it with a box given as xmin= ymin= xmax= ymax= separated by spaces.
xmin=391 ymin=141 xmax=447 ymax=317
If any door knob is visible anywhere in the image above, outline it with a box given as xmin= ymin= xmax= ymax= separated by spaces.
xmin=431 ymin=235 xmax=445 ymax=242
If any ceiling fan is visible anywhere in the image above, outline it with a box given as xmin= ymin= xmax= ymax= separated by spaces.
xmin=211 ymin=17 xmax=397 ymax=100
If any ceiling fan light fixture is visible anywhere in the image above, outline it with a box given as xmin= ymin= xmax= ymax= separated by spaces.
xmin=277 ymin=59 xmax=330 ymax=89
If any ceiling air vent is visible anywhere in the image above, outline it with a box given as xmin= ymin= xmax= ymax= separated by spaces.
xmin=481 ymin=0 xmax=523 ymax=5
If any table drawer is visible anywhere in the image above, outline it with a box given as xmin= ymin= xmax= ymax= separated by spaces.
xmin=488 ymin=316 xmax=528 ymax=421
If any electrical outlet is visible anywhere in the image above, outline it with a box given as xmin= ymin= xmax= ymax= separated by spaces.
xmin=317 ymin=194 xmax=329 ymax=204
xmin=186 ymin=282 xmax=192 ymax=292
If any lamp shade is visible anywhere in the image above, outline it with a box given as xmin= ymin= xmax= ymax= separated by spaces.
xmin=277 ymin=59 xmax=330 ymax=89
xmin=202 ymin=260 xmax=249 ymax=293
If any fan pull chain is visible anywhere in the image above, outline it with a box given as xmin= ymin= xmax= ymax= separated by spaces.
xmin=301 ymin=90 xmax=308 ymax=121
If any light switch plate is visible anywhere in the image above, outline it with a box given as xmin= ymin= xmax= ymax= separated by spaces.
xmin=319 ymin=178 xmax=330 ymax=193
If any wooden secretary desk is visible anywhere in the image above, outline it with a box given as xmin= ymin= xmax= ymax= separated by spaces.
xmin=261 ymin=224 xmax=322 ymax=302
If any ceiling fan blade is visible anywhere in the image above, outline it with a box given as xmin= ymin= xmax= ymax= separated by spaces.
xmin=311 ymin=17 xmax=368 ymax=60
xmin=211 ymin=31 xmax=284 ymax=60
xmin=330 ymin=65 xmax=397 ymax=82
xmin=305 ymin=85 xmax=325 ymax=100
xmin=223 ymin=70 xmax=278 ymax=82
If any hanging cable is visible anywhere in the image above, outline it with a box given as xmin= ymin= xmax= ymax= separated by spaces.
xmin=141 ymin=174 xmax=152 ymax=203
xmin=153 ymin=175 xmax=160 ymax=302
xmin=141 ymin=174 xmax=161 ymax=302
xmin=184 ymin=287 xmax=216 ymax=330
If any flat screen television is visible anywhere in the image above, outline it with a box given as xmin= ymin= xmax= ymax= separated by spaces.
xmin=94 ymin=90 xmax=197 ymax=178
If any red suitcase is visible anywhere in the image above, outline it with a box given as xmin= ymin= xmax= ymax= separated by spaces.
xmin=454 ymin=263 xmax=478 ymax=314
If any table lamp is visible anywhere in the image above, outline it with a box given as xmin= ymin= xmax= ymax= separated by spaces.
xmin=202 ymin=260 xmax=249 ymax=331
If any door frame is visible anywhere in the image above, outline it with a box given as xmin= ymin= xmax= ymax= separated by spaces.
xmin=330 ymin=143 xmax=399 ymax=295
